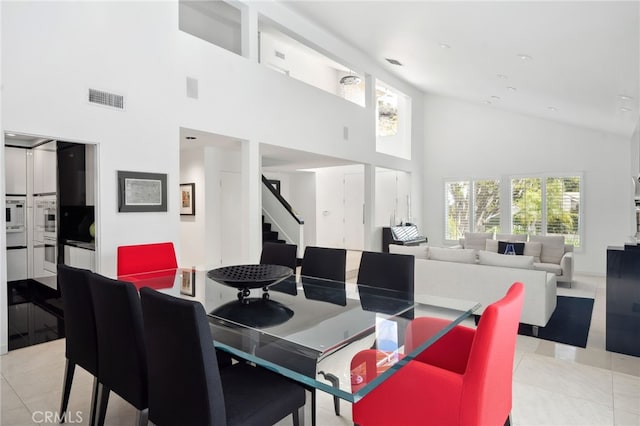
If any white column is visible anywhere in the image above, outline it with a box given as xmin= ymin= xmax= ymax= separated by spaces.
xmin=363 ymin=164 xmax=375 ymax=251
xmin=241 ymin=140 xmax=261 ymax=263
xmin=240 ymin=3 xmax=259 ymax=62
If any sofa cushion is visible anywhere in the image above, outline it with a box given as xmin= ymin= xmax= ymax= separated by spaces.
xmin=389 ymin=244 xmax=428 ymax=260
xmin=478 ymin=250 xmax=534 ymax=269
xmin=529 ymin=235 xmax=565 ymax=264
xmin=523 ymin=241 xmax=542 ymax=263
xmin=496 ymin=233 xmax=528 ymax=242
xmin=461 ymin=232 xmax=493 ymax=250
xmin=429 ymin=247 xmax=476 ymax=264
xmin=533 ymin=262 xmax=562 ymax=276
xmin=498 ymin=241 xmax=525 ymax=255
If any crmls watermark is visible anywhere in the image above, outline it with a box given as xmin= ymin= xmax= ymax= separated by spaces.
xmin=32 ymin=411 xmax=83 ymax=424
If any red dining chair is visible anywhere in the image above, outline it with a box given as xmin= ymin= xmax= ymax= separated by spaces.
xmin=117 ymin=242 xmax=177 ymax=289
xmin=352 ymin=282 xmax=524 ymax=426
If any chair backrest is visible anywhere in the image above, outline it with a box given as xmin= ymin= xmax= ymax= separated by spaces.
xmin=89 ymin=274 xmax=148 ymax=410
xmin=58 ymin=264 xmax=98 ymax=376
xmin=462 ymin=282 xmax=524 ymax=425
xmin=140 ymin=287 xmax=226 ymax=426
xmin=301 ymin=246 xmax=346 ymax=282
xmin=357 ymin=251 xmax=415 ymax=301
xmin=117 ymin=242 xmax=177 ymax=276
xmin=260 ymin=242 xmax=297 ymax=270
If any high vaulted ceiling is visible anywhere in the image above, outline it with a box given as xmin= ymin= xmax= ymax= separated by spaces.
xmin=283 ymin=1 xmax=640 ymax=138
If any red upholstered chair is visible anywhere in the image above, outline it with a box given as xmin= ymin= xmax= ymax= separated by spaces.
xmin=117 ymin=242 xmax=178 ymax=289
xmin=352 ymin=282 xmax=524 ymax=426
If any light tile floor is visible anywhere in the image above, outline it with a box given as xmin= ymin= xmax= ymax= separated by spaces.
xmin=1 ymin=272 xmax=638 ymax=425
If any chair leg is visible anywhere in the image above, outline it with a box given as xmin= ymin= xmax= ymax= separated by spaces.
xmin=89 ymin=376 xmax=99 ymax=426
xmin=532 ymin=325 xmax=539 ymax=337
xmin=505 ymin=414 xmax=512 ymax=426
xmin=292 ymin=405 xmax=304 ymax=426
xmin=136 ymin=408 xmax=148 ymax=426
xmin=59 ymin=359 xmax=75 ymax=423
xmin=94 ymin=383 xmax=111 ymax=426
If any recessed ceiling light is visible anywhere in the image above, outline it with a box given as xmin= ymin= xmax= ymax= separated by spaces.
xmin=618 ymin=94 xmax=633 ymax=101
xmin=548 ymin=106 xmax=557 ymax=111
xmin=385 ymin=58 xmax=403 ymax=66
xmin=517 ymin=54 xmax=532 ymax=60
xmin=507 ymin=86 xmax=517 ymax=91
xmin=439 ymin=43 xmax=451 ymax=49
xmin=185 ymin=136 xmax=197 ymax=140
xmin=497 ymin=74 xmax=508 ymax=79
xmin=491 ymin=96 xmax=501 ymax=100
xmin=620 ymin=107 xmax=631 ymax=112
xmin=6 ymin=133 xmax=16 ymax=137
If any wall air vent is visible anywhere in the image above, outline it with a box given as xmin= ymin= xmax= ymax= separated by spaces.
xmin=88 ymin=88 xmax=124 ymax=109
xmin=275 ymin=50 xmax=285 ymax=60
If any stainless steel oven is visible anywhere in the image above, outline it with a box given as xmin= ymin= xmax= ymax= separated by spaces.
xmin=35 ymin=196 xmax=57 ymax=241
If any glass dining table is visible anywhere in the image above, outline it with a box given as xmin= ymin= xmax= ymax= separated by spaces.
xmin=120 ymin=266 xmax=480 ymax=416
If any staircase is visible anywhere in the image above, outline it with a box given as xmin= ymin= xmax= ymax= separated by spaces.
xmin=262 ymin=215 xmax=285 ymax=244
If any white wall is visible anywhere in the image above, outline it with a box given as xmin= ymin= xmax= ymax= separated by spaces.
xmin=423 ymin=95 xmax=631 ymax=275
xmin=180 ymin=145 xmax=242 ymax=269
xmin=2 ymin=1 xmax=181 ymax=278
xmin=259 ymin=31 xmax=340 ymax=96
xmin=0 ymin=0 xmax=425 ymax=351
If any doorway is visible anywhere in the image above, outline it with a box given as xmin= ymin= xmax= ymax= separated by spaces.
xmin=4 ymin=132 xmax=98 ymax=350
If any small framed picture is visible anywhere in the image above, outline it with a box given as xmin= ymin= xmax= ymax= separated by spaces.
xmin=180 ymin=183 xmax=195 ymax=216
xmin=118 ymin=171 xmax=167 ymax=213
xmin=180 ymin=269 xmax=196 ymax=297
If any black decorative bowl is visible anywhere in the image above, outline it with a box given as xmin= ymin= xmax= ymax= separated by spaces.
xmin=207 ymin=264 xmax=293 ymax=289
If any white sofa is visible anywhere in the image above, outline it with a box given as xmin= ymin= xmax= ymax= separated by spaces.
xmin=389 ymin=245 xmax=558 ymax=328
xmin=458 ymin=232 xmax=574 ymax=285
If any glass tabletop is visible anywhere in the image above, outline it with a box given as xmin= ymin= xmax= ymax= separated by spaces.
xmin=119 ymin=267 xmax=480 ymax=403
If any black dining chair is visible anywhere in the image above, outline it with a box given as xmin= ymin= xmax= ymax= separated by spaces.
xmin=261 ymin=242 xmax=298 ymax=295
xmin=299 ymin=246 xmax=347 ymax=417
xmin=301 ymin=246 xmax=346 ymax=282
xmin=58 ymin=265 xmax=99 ymax=425
xmin=139 ymin=286 xmax=305 ymax=426
xmin=261 ymin=242 xmax=298 ymax=270
xmin=356 ymin=251 xmax=416 ymax=382
xmin=89 ymin=274 xmax=148 ymax=426
xmin=357 ymin=250 xmax=415 ymax=302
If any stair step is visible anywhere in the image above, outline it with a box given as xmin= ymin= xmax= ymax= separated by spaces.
xmin=262 ymin=222 xmax=271 ymax=231
xmin=262 ymin=231 xmax=279 ymax=241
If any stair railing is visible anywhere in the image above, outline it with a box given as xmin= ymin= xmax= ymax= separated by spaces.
xmin=261 ymin=175 xmax=305 ymax=258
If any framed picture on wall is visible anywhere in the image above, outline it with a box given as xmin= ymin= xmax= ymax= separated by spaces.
xmin=118 ymin=171 xmax=167 ymax=212
xmin=180 ymin=183 xmax=195 ymax=215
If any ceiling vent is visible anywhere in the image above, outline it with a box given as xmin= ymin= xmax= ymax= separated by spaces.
xmin=88 ymin=88 xmax=124 ymax=109
xmin=385 ymin=58 xmax=403 ymax=66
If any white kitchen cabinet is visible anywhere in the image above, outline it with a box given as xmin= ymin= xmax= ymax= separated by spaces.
xmin=33 ymin=142 xmax=57 ymax=194
xmin=64 ymin=245 xmax=96 ymax=272
xmin=4 ymin=147 xmax=27 ymax=194
xmin=6 ymin=248 xmax=28 ymax=281
xmin=33 ymin=245 xmax=46 ymax=278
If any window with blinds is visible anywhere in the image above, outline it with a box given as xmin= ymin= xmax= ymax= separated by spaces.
xmin=445 ymin=181 xmax=470 ymax=240
xmin=511 ymin=176 xmax=581 ymax=246
xmin=445 ymin=179 xmax=500 ymax=240
xmin=546 ymin=177 xmax=581 ymax=246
